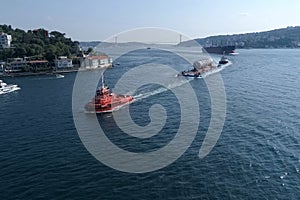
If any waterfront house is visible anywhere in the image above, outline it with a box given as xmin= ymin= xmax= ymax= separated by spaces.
xmin=27 ymin=60 xmax=49 ymax=72
xmin=54 ymin=56 xmax=73 ymax=69
xmin=5 ymin=58 xmax=49 ymax=73
xmin=80 ymin=55 xmax=112 ymax=69
xmin=5 ymin=58 xmax=27 ymax=72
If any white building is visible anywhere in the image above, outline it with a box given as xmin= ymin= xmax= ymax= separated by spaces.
xmin=5 ymin=58 xmax=27 ymax=72
xmin=0 ymin=33 xmax=12 ymax=48
xmin=54 ymin=56 xmax=73 ymax=68
xmin=80 ymin=55 xmax=112 ymax=69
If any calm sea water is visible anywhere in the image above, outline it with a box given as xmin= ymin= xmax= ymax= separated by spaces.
xmin=1 ymin=49 xmax=300 ymax=199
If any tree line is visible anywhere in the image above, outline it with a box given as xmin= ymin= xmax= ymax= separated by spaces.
xmin=179 ymin=26 xmax=300 ymax=48
xmin=0 ymin=24 xmax=80 ymax=64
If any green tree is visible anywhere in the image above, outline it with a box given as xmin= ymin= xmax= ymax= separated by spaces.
xmin=1 ymin=24 xmax=79 ymax=64
xmin=86 ymin=47 xmax=93 ymax=54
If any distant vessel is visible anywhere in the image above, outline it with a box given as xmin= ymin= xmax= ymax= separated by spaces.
xmin=84 ymin=74 xmax=134 ymax=113
xmin=0 ymin=80 xmax=20 ymax=94
xmin=178 ymin=58 xmax=216 ymax=78
xmin=178 ymin=57 xmax=230 ymax=78
xmin=203 ymin=45 xmax=236 ymax=54
xmin=218 ymin=52 xmax=229 ymax=64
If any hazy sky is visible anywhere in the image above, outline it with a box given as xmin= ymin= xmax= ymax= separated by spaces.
xmin=1 ymin=0 xmax=299 ymax=41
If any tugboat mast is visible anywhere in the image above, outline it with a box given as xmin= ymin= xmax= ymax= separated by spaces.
xmin=101 ymin=72 xmax=105 ymax=88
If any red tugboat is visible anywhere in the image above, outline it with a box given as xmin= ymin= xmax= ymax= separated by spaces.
xmin=84 ymin=75 xmax=134 ymax=113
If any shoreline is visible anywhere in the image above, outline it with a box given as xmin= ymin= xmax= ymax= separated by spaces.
xmin=0 ymin=69 xmax=78 ymax=77
xmin=0 ymin=65 xmax=112 ymax=77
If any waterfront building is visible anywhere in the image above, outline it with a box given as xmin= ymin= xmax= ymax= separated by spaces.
xmin=4 ymin=58 xmax=49 ymax=73
xmin=27 ymin=60 xmax=49 ymax=72
xmin=5 ymin=58 xmax=27 ymax=72
xmin=80 ymin=55 xmax=112 ymax=69
xmin=54 ymin=56 xmax=73 ymax=69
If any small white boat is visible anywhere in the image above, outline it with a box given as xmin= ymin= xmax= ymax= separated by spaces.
xmin=0 ymin=80 xmax=20 ymax=95
xmin=56 ymin=74 xmax=64 ymax=78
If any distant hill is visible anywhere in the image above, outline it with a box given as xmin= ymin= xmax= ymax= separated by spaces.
xmin=179 ymin=26 xmax=300 ymax=48
xmin=79 ymin=41 xmax=101 ymax=50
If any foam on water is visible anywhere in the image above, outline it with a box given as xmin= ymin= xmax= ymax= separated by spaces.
xmin=133 ymin=78 xmax=191 ymax=102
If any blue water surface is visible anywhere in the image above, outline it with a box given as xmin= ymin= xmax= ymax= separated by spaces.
xmin=0 ymin=49 xmax=300 ymax=199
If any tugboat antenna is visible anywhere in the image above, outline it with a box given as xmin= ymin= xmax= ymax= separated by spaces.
xmin=101 ymin=72 xmax=104 ymax=88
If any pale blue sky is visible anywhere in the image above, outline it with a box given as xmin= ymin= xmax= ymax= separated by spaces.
xmin=1 ymin=0 xmax=299 ymax=41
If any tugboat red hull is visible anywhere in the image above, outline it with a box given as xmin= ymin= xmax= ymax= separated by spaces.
xmin=85 ymin=74 xmax=134 ymax=113
xmin=85 ymin=95 xmax=134 ymax=113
